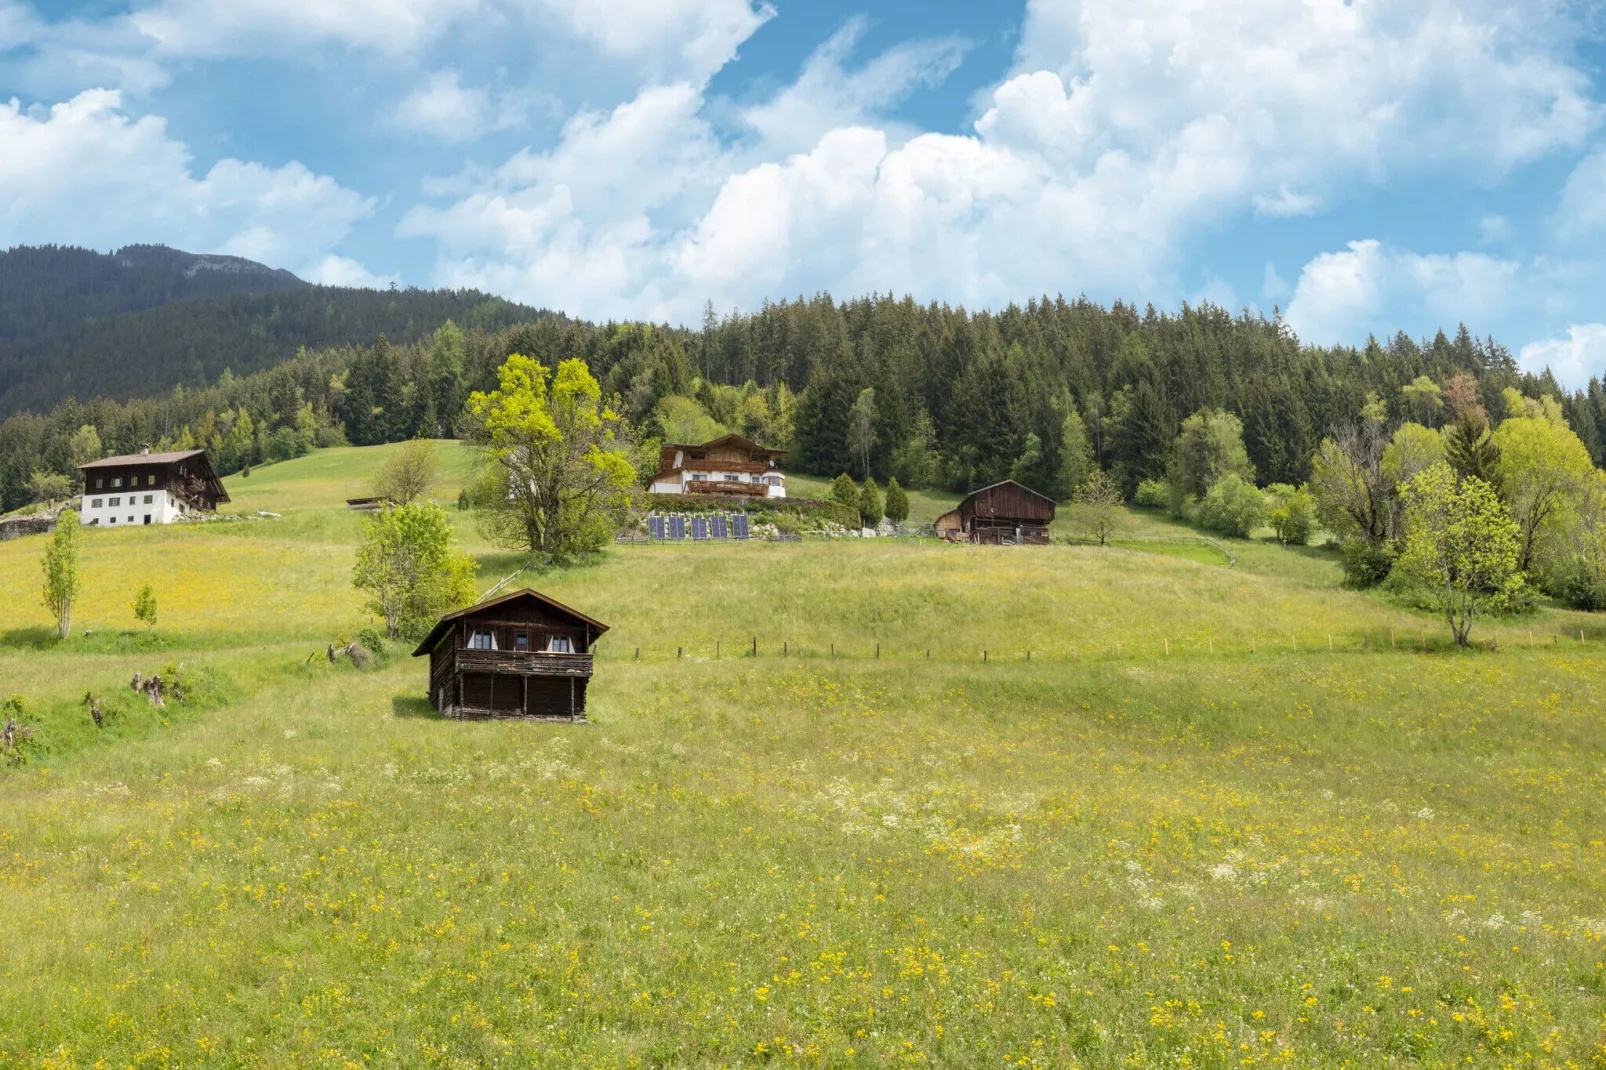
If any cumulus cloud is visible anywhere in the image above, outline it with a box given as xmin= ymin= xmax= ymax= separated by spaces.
xmin=740 ymin=17 xmax=968 ymax=155
xmin=1519 ymin=324 xmax=1606 ymax=387
xmin=1283 ymin=239 xmax=1520 ymax=346
xmin=393 ymin=70 xmax=528 ymax=142
xmin=531 ymin=0 xmax=773 ymax=83
xmin=305 ymin=255 xmax=397 ymax=289
xmin=0 ymin=89 xmax=374 ymax=273
xmin=403 ymin=0 xmax=1600 ymax=322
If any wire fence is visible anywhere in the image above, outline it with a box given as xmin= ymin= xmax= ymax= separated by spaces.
xmin=594 ymin=627 xmax=1597 ymax=664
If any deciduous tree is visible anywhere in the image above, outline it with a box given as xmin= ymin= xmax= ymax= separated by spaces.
xmin=1396 ymin=464 xmax=1520 ymax=647
xmin=352 ymin=502 xmax=477 ymax=640
xmin=1171 ymin=408 xmax=1253 ymax=500
xmin=1265 ymin=483 xmax=1316 ymax=545
xmin=374 ymin=438 xmax=438 ymax=505
xmin=1491 ymin=416 xmax=1594 ymax=572
xmin=132 ymin=583 xmax=157 ymax=630
xmin=463 ymin=355 xmax=639 ymax=559
xmin=41 ymin=509 xmax=82 ymax=640
xmin=1071 ymin=470 xmax=1124 ymax=546
xmin=847 ymin=387 xmax=878 ymax=478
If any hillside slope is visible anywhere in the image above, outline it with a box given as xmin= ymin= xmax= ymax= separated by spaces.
xmin=0 ymin=244 xmax=551 ymax=416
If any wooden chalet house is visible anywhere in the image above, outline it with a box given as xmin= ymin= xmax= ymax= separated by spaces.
xmin=413 ymin=589 xmax=609 ymax=720
xmin=935 ymin=479 xmax=1056 ymax=545
xmin=77 ymin=446 xmax=229 ymax=527
xmin=648 ymin=433 xmax=786 ymax=498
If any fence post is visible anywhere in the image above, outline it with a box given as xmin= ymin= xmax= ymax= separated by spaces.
xmin=634 ymin=647 xmax=639 ymax=661
xmin=984 ymin=650 xmax=988 ymax=663
xmin=1163 ymin=638 xmax=1169 ymax=656
xmin=716 ymin=640 xmax=720 ymax=658
xmin=784 ymin=641 xmax=788 ymax=657
xmin=831 ymin=643 xmax=835 ymax=658
xmin=876 ymin=643 xmax=880 ymax=660
xmin=1208 ymin=638 xmax=1213 ymax=654
xmin=1328 ymin=634 xmax=1333 ymax=651
xmin=677 ymin=647 xmax=682 ymax=659
xmin=752 ymin=636 xmax=757 ymax=656
xmin=1251 ymin=638 xmax=1255 ymax=654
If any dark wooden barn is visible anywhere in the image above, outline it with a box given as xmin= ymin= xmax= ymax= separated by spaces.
xmin=937 ymin=479 xmax=1057 ymax=545
xmin=412 ymin=589 xmax=609 ymax=721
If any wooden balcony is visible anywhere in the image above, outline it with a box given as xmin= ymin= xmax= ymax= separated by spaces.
xmin=455 ymin=648 xmax=594 ymax=677
xmin=684 ymin=480 xmax=771 ymax=497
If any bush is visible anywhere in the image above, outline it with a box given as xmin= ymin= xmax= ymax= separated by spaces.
xmin=1550 ymin=558 xmax=1606 ymax=611
xmin=1196 ymin=474 xmax=1266 ymax=538
xmin=1265 ymin=483 xmax=1317 ymax=546
xmin=859 ymin=479 xmax=882 ymax=528
xmin=1339 ymin=538 xmax=1395 ymax=588
xmin=1133 ymin=479 xmax=1169 ymax=509
xmin=884 ymin=478 xmax=909 ymax=524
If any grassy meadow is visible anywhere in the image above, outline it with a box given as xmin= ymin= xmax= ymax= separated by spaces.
xmin=1 ymin=444 xmax=1604 ymax=1067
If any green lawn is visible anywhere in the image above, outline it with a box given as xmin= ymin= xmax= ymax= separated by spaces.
xmin=1 ymin=446 xmax=1604 ymax=1067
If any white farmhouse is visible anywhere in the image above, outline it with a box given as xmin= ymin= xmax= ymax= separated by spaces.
xmin=648 ymin=434 xmax=786 ymax=499
xmin=77 ymin=447 xmax=230 ymax=527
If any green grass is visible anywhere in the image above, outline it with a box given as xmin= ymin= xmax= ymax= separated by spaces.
xmin=2 ymin=446 xmax=1605 ymax=1067
xmin=785 ymin=473 xmax=959 ymax=526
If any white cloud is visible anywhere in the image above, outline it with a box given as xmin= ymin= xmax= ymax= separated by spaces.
xmin=741 ymin=17 xmax=968 ymax=155
xmin=403 ymin=0 xmax=1600 ymax=323
xmin=0 ymin=0 xmax=43 ymax=47
xmin=394 ymin=69 xmax=527 ymax=142
xmin=531 ymin=0 xmax=773 ymax=83
xmin=1479 ymin=213 xmax=1512 ymax=244
xmin=0 ymin=89 xmax=374 ymax=271
xmin=1556 ymin=147 xmax=1606 ymax=234
xmin=305 ymin=255 xmax=396 ymax=289
xmin=1283 ymin=239 xmax=1520 ymax=346
xmin=130 ymin=0 xmax=479 ymax=56
xmin=1519 ymin=324 xmax=1606 ymax=387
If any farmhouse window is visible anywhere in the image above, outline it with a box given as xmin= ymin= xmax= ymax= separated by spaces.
xmin=143 ymin=494 xmax=153 ymax=504
xmin=94 ymin=478 xmax=104 ymax=489
xmin=112 ymin=477 xmax=123 ymax=488
xmin=147 ymin=475 xmax=156 ymax=486
xmin=469 ymin=631 xmax=494 ymax=650
xmin=546 ymin=636 xmax=573 ymax=653
xmin=109 ymin=497 xmax=120 ymax=507
xmin=91 ymin=499 xmax=102 ymax=508
xmin=515 ymin=631 xmax=530 ymax=651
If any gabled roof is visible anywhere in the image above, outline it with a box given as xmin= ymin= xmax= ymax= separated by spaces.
xmin=411 ymin=588 xmax=610 ymax=656
xmin=662 ymin=433 xmax=785 ymax=457
xmin=78 ymin=449 xmax=207 ymax=469
xmin=961 ymin=479 xmax=1059 ymax=508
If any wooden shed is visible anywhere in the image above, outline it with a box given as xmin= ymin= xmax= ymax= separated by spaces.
xmin=946 ymin=480 xmax=1057 ymax=545
xmin=412 ymin=589 xmax=608 ymax=721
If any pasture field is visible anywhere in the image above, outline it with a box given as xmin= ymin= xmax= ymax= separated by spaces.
xmin=1 ymin=445 xmax=1604 ymax=1067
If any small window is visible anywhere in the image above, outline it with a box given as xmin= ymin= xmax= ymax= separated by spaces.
xmin=546 ymin=636 xmax=573 ymax=653
xmin=111 ymin=477 xmax=123 ymax=488
xmin=468 ymin=631 xmax=494 ymax=650
xmin=143 ymin=494 xmax=153 ymax=504
xmin=147 ymin=475 xmax=156 ymax=486
xmin=108 ymin=517 xmax=116 ymax=524
xmin=515 ymin=631 xmax=530 ymax=651
xmin=109 ymin=497 xmax=120 ymax=507
xmin=91 ymin=498 xmax=102 ymax=508
xmin=94 ymin=478 xmax=104 ymax=490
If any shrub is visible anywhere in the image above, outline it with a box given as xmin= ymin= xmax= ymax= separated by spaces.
xmin=884 ymin=478 xmax=909 ymax=525
xmin=1549 ymin=558 xmax=1606 ymax=611
xmin=1265 ymin=483 xmax=1317 ymax=546
xmin=859 ymin=479 xmax=882 ymax=528
xmin=1196 ymin=474 xmax=1266 ymax=538
xmin=829 ymin=473 xmax=860 ymax=509
xmin=1339 ymin=538 xmax=1396 ymax=588
xmin=1133 ymin=479 xmax=1169 ymax=509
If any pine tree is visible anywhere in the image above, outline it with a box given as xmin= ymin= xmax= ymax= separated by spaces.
xmin=1445 ymin=411 xmax=1501 ymax=486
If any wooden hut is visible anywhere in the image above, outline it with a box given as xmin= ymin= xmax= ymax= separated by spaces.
xmin=412 ymin=589 xmax=608 ymax=720
xmin=946 ymin=480 xmax=1056 ymax=544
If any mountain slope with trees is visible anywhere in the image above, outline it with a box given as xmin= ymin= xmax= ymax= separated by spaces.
xmin=0 ymin=244 xmax=554 ymax=417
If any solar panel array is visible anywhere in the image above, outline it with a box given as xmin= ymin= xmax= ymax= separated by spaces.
xmin=647 ymin=513 xmax=758 ymax=541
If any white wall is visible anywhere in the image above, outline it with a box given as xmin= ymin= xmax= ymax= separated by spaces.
xmin=79 ymin=487 xmax=190 ymax=527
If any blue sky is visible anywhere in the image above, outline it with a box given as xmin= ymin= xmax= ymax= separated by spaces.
xmin=2 ymin=0 xmax=1605 ymax=386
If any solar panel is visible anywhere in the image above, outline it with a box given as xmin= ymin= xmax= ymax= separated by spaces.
xmin=732 ymin=514 xmax=750 ymax=540
xmin=711 ymin=515 xmax=729 ymax=539
xmin=690 ymin=516 xmax=709 ymax=540
xmin=668 ymin=516 xmax=686 ymax=540
xmin=647 ymin=516 xmax=667 ymax=540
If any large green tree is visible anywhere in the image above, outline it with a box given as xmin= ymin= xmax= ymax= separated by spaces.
xmin=464 ymin=354 xmax=639 ymax=559
xmin=1396 ymin=464 xmax=1521 ymax=647
xmin=1491 ymin=416 xmax=1595 ymax=572
xmin=1170 ymin=408 xmax=1254 ymax=500
xmin=352 ymin=502 xmax=478 ymax=640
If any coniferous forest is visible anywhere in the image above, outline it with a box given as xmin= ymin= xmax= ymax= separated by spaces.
xmin=4 ymin=288 xmax=1605 ymax=523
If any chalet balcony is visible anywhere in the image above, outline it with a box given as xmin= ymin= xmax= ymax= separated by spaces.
xmin=685 ymin=479 xmax=770 ymax=497
xmin=455 ymin=648 xmax=595 ymax=677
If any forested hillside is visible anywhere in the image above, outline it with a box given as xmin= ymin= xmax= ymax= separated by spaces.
xmin=4 ymin=291 xmax=1604 ymax=516
xmin=0 ymin=244 xmax=553 ymax=417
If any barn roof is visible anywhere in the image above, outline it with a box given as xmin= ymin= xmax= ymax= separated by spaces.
xmin=961 ymin=479 xmax=1058 ymax=508
xmin=78 ymin=449 xmax=208 ymax=469
xmin=411 ymin=588 xmax=610 ymax=656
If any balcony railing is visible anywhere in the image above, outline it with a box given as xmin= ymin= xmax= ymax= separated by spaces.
xmin=456 ymin=648 xmax=594 ymax=677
